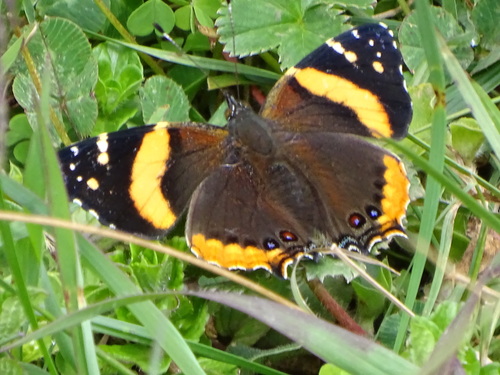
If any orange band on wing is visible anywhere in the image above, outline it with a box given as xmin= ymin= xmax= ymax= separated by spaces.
xmin=289 ymin=67 xmax=392 ymax=138
xmin=190 ymin=233 xmax=297 ymax=277
xmin=129 ymin=122 xmax=176 ymax=229
xmin=379 ymin=154 xmax=409 ymax=231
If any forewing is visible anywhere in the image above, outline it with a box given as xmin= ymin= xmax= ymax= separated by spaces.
xmin=261 ymin=24 xmax=412 ymax=139
xmin=58 ymin=122 xmax=228 ymax=237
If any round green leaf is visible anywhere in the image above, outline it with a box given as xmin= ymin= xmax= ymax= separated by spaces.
xmin=193 ymin=4 xmax=214 ymax=28
xmin=93 ymin=43 xmax=143 ymax=109
xmin=140 ymin=75 xmax=190 ymax=123
xmin=450 ymin=118 xmax=486 ymax=163
xmin=175 ymin=5 xmax=193 ymax=31
xmin=127 ymin=0 xmax=175 ymax=37
xmin=12 ymin=17 xmax=98 ymax=136
xmin=6 ymin=114 xmax=32 ymax=147
xmin=36 ymin=0 xmax=109 ymax=32
xmin=93 ymin=42 xmax=143 ymax=132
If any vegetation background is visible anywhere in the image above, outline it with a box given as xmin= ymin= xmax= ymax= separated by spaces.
xmin=0 ymin=0 xmax=499 ymax=374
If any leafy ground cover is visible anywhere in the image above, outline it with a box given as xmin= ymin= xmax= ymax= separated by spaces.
xmin=0 ymin=0 xmax=499 ymax=374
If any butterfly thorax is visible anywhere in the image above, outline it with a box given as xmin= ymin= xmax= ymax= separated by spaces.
xmin=227 ymin=105 xmax=276 ymax=157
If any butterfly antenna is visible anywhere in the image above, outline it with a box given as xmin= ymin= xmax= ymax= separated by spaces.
xmin=155 ymin=13 xmax=241 ymax=118
xmin=222 ymin=89 xmax=246 ymax=119
xmin=226 ymin=1 xmax=241 ymax=100
xmin=153 ymin=23 xmax=210 ymax=78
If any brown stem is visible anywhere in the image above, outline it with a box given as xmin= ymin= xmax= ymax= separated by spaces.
xmin=308 ymin=278 xmax=369 ymax=337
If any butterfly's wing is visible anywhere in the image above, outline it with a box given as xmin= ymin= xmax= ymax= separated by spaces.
xmin=58 ymin=122 xmax=228 ymax=237
xmin=280 ymin=131 xmax=409 ymax=252
xmin=261 ymin=23 xmax=412 ymax=139
xmin=185 ymin=159 xmax=333 ymax=277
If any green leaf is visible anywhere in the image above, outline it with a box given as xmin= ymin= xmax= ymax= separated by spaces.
xmin=81 ymin=239 xmax=206 ymax=374
xmin=408 ymin=317 xmax=441 ymax=365
xmin=175 ymin=5 xmax=193 ymax=31
xmin=193 ymin=0 xmax=220 ymax=28
xmin=216 ymin=0 xmax=347 ymax=69
xmin=211 ymin=305 xmax=268 ymax=346
xmin=430 ymin=302 xmax=459 ymax=332
xmin=377 ymin=314 xmax=401 ymax=348
xmin=6 ymin=114 xmax=33 ymax=165
xmin=0 ymin=357 xmax=24 ymax=375
xmin=471 ymin=47 xmax=500 ymax=74
xmin=480 ymin=363 xmax=500 ymax=375
xmin=173 ymin=0 xmax=218 ymax=33
xmin=100 ymin=343 xmax=171 ymax=373
xmin=333 ymin=0 xmax=374 ymax=7
xmin=305 ymin=256 xmax=358 ymax=283
xmin=192 ymin=291 xmax=419 ymax=375
xmin=1 ymin=32 xmax=23 ymax=73
xmin=12 ymin=17 xmax=98 ymax=136
xmin=407 ymin=83 xmax=435 ymax=136
xmin=127 ymin=0 xmax=175 ymax=36
xmin=194 ymin=0 xmax=219 ymax=20
xmin=184 ymin=32 xmax=211 ymax=53
xmin=198 ymin=358 xmax=239 ymax=375
xmin=231 ymin=318 xmax=270 ymax=347
xmin=140 ymin=75 xmax=191 ymax=123
xmin=101 ymin=0 xmax=143 ymax=37
xmin=439 ymin=38 xmax=500 ymax=159
xmin=319 ymin=363 xmax=351 ymax=375
xmin=171 ymin=297 xmax=209 ymax=341
xmin=450 ymin=118 xmax=486 ymax=163
xmin=403 ymin=83 xmax=452 ymax=156
xmin=36 ymin=0 xmax=109 ymax=32
xmin=352 ymin=266 xmax=390 ymax=320
xmin=406 ymin=301 xmax=463 ymax=368
xmin=0 ymin=297 xmax=26 ymax=339
xmin=93 ymin=42 xmax=143 ymax=133
xmin=400 ymin=6 xmax=474 ymax=75
xmin=471 ymin=0 xmax=500 ymax=50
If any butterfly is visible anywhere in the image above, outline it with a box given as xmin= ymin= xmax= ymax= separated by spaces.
xmin=58 ymin=23 xmax=412 ymax=278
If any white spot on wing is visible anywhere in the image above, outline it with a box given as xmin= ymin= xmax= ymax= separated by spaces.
xmin=73 ymin=198 xmax=83 ymax=206
xmin=345 ymin=51 xmax=357 ymax=63
xmin=351 ymin=29 xmax=360 ymax=39
xmin=328 ymin=40 xmax=345 ymax=54
xmin=403 ymin=80 xmax=409 ymax=91
xmin=69 ymin=163 xmax=76 ymax=171
xmin=70 ymin=146 xmax=79 ymax=156
xmin=96 ymin=134 xmax=108 ymax=153
xmin=97 ymin=152 xmax=109 ymax=165
xmin=77 ymin=176 xmax=83 ymax=182
xmin=88 ymin=209 xmax=99 ymax=220
xmin=368 ymin=39 xmax=375 ymax=47
xmin=87 ymin=178 xmax=99 ymax=190
xmin=376 ymin=51 xmax=382 ymax=58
